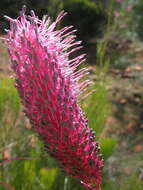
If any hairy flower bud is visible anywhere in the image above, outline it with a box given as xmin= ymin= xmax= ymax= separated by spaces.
xmin=4 ymin=6 xmax=103 ymax=190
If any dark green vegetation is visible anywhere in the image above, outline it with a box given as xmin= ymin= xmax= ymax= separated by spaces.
xmin=0 ymin=0 xmax=143 ymax=190
xmin=0 ymin=0 xmax=107 ymax=45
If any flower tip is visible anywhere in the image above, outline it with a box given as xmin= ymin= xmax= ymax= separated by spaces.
xmin=22 ymin=5 xmax=27 ymax=13
xmin=19 ymin=5 xmax=27 ymax=16
xmin=30 ymin=10 xmax=36 ymax=17
xmin=56 ymin=10 xmax=68 ymax=23
xmin=4 ymin=15 xmax=14 ymax=22
xmin=81 ymin=181 xmax=100 ymax=190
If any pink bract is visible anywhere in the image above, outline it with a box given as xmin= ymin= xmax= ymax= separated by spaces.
xmin=5 ymin=6 xmax=103 ymax=190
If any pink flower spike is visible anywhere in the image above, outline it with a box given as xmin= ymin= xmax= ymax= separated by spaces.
xmin=5 ymin=6 xmax=103 ymax=190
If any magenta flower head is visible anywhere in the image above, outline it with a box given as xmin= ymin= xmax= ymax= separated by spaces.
xmin=4 ymin=6 xmax=103 ymax=190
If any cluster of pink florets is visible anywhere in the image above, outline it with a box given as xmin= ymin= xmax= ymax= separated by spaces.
xmin=5 ymin=6 xmax=103 ymax=190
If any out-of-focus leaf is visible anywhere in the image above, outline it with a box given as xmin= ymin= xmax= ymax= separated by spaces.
xmin=39 ymin=168 xmax=57 ymax=189
xmin=83 ymin=82 xmax=110 ymax=136
xmin=100 ymin=138 xmax=116 ymax=160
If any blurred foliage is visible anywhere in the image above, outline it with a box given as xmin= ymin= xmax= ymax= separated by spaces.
xmin=0 ymin=76 xmax=20 ymax=124
xmin=133 ymin=0 xmax=143 ymax=40
xmin=49 ymin=0 xmax=107 ymax=43
xmin=102 ymin=173 xmax=143 ymax=190
xmin=100 ymin=138 xmax=116 ymax=161
xmin=83 ymin=81 xmax=110 ymax=136
xmin=0 ymin=76 xmax=21 ymax=154
xmin=95 ymin=0 xmax=139 ymax=69
xmin=0 ymin=0 xmax=107 ymax=44
xmin=119 ymin=174 xmax=143 ymax=190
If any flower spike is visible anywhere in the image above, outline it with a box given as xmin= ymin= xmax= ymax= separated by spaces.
xmin=4 ymin=6 xmax=103 ymax=190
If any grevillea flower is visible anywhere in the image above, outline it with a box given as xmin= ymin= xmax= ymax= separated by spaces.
xmin=4 ymin=6 xmax=103 ymax=190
